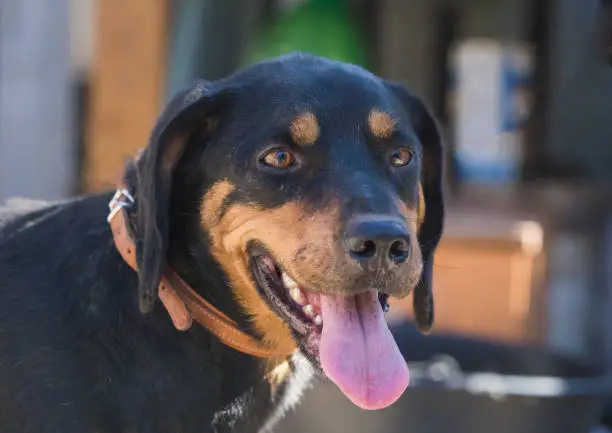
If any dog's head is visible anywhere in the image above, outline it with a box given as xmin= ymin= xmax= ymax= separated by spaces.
xmin=132 ymin=53 xmax=444 ymax=410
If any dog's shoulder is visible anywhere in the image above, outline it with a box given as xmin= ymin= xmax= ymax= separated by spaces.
xmin=0 ymin=191 xmax=132 ymax=308
xmin=0 ymin=197 xmax=56 ymax=233
xmin=0 ymin=196 xmax=47 ymax=219
xmin=0 ymin=193 xmax=110 ymax=240
xmin=0 ymin=192 xmax=226 ymax=431
xmin=0 ymin=191 xmax=140 ymax=347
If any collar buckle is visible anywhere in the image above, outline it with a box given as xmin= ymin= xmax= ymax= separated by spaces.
xmin=107 ymin=188 xmax=135 ymax=223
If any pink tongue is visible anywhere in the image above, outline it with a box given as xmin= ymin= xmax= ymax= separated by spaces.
xmin=319 ymin=292 xmax=409 ymax=410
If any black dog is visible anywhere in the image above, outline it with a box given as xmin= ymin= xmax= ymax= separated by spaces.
xmin=0 ymin=53 xmax=444 ymax=433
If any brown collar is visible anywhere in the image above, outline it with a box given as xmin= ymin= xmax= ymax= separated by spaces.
xmin=107 ymin=188 xmax=294 ymax=359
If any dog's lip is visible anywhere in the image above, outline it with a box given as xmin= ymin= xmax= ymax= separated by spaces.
xmin=246 ymin=242 xmax=391 ymax=342
xmin=248 ymin=244 xmax=321 ymax=337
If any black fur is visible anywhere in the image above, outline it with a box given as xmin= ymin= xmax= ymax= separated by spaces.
xmin=0 ymin=53 xmax=443 ymax=432
xmin=385 ymin=82 xmax=445 ymax=331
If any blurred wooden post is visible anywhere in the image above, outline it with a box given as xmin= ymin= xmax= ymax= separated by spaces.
xmin=85 ymin=0 xmax=169 ymax=192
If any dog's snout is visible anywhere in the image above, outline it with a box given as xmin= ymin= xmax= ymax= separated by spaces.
xmin=344 ymin=216 xmax=411 ymax=268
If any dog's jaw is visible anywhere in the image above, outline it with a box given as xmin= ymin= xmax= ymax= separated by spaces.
xmin=249 ymin=245 xmax=409 ymax=410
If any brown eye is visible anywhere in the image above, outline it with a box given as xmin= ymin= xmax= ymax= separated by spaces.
xmin=261 ymin=149 xmax=297 ymax=169
xmin=388 ymin=147 xmax=414 ymax=167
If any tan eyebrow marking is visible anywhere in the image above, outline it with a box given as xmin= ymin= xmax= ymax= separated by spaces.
xmin=289 ymin=112 xmax=320 ymax=146
xmin=368 ymin=109 xmax=396 ymax=139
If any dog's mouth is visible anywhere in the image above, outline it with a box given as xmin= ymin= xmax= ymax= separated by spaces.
xmin=248 ymin=242 xmax=409 ymax=410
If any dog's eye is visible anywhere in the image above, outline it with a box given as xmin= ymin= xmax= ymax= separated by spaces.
xmin=388 ymin=147 xmax=414 ymax=167
xmin=260 ymin=149 xmax=298 ymax=170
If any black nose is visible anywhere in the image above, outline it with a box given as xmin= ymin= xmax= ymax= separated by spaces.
xmin=344 ymin=215 xmax=411 ymax=268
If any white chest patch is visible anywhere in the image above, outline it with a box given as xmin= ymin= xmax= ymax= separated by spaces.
xmin=258 ymin=352 xmax=315 ymax=433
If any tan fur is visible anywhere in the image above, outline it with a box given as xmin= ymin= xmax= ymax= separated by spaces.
xmin=417 ymin=183 xmax=426 ymax=227
xmin=368 ymin=109 xmax=396 ymax=139
xmin=200 ymin=179 xmax=425 ymax=365
xmin=289 ymin=112 xmax=319 ymax=146
xmin=267 ymin=360 xmax=292 ymax=392
xmin=396 ymin=193 xmax=425 ymax=281
xmin=199 ymin=180 xmax=236 ymax=228
xmin=214 ymin=200 xmax=347 ymax=291
xmin=201 ymin=182 xmax=298 ymax=358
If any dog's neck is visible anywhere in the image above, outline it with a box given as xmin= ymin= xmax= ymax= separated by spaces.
xmin=167 ymin=240 xmax=254 ymax=336
xmin=122 ymin=164 xmax=266 ymax=350
xmin=167 ymin=176 xmax=266 ymax=345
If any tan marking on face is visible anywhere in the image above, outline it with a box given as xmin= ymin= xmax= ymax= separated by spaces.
xmin=200 ymin=193 xmax=349 ymax=353
xmin=201 ymin=185 xmax=312 ymax=356
xmin=200 ymin=180 xmax=236 ymax=229
xmin=289 ymin=112 xmax=319 ymax=146
xmin=200 ymin=182 xmax=297 ymax=360
xmin=417 ymin=183 xmax=426 ymax=228
xmin=214 ymin=200 xmax=345 ymax=289
xmin=397 ymin=200 xmax=418 ymax=232
xmin=201 ymin=180 xmax=424 ymax=359
xmin=396 ymin=196 xmax=424 ymax=285
xmin=368 ymin=109 xmax=396 ymax=139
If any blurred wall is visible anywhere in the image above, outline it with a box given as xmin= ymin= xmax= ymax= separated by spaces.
xmin=378 ymin=0 xmax=530 ymax=96
xmin=0 ymin=0 xmax=75 ymax=202
xmin=166 ymin=0 xmax=264 ymax=96
xmin=377 ymin=0 xmax=439 ymax=102
xmin=546 ymin=0 xmax=612 ymax=182
xmin=70 ymin=0 xmax=95 ymax=80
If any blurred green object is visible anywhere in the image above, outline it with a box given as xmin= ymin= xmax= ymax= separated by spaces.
xmin=244 ymin=0 xmax=369 ymax=69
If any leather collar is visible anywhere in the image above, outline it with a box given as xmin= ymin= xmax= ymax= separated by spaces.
xmin=107 ymin=187 xmax=294 ymax=359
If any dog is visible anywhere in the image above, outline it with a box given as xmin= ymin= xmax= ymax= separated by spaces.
xmin=0 ymin=53 xmax=444 ymax=433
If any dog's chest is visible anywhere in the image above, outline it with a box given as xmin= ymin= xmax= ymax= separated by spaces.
xmin=212 ymin=352 xmax=315 ymax=433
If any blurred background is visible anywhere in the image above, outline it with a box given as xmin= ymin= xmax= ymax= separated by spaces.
xmin=2 ymin=0 xmax=612 ymax=431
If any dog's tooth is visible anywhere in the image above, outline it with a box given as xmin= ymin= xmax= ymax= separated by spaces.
xmin=281 ymin=272 xmax=298 ymax=290
xmin=303 ymin=304 xmax=315 ymax=318
xmin=290 ymin=287 xmax=306 ymax=305
xmin=314 ymin=315 xmax=323 ymax=326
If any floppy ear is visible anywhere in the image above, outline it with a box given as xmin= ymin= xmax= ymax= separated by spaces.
xmin=385 ymin=81 xmax=445 ymax=333
xmin=133 ymin=80 xmax=223 ymax=313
